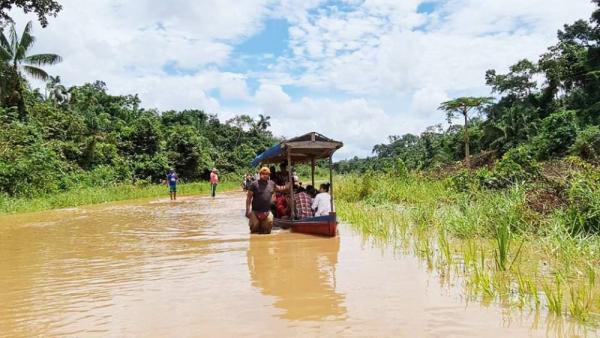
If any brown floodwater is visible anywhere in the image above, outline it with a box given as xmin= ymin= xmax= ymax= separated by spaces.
xmin=0 ymin=192 xmax=597 ymax=337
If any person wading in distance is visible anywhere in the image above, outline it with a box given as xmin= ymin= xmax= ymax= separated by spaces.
xmin=166 ymin=168 xmax=178 ymax=201
xmin=210 ymin=168 xmax=219 ymax=198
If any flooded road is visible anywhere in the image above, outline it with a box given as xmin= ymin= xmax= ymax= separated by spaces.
xmin=0 ymin=192 xmax=595 ymax=337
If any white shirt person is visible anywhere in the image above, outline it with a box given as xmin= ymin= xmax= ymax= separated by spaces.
xmin=311 ymin=183 xmax=331 ymax=217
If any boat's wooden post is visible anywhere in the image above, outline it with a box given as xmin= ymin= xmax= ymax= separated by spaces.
xmin=311 ymin=132 xmax=316 ymax=187
xmin=287 ymin=146 xmax=295 ymax=220
xmin=311 ymin=157 xmax=315 ymax=187
xmin=329 ymin=155 xmax=334 ymax=212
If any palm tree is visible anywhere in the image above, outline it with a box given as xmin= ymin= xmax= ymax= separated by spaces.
xmin=46 ymin=75 xmax=69 ymax=104
xmin=439 ymin=97 xmax=493 ymax=167
xmin=255 ymin=114 xmax=271 ymax=130
xmin=0 ymin=20 xmax=62 ymax=118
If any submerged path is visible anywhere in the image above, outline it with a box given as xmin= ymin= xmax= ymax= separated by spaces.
xmin=0 ymin=192 xmax=594 ymax=337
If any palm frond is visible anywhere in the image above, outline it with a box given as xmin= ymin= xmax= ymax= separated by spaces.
xmin=24 ymin=53 xmax=62 ymax=66
xmin=9 ymin=24 xmax=18 ymax=59
xmin=16 ymin=21 xmax=35 ymax=60
xmin=0 ymin=44 xmax=11 ymax=61
xmin=0 ymin=30 xmax=12 ymax=60
xmin=23 ymin=65 xmax=49 ymax=81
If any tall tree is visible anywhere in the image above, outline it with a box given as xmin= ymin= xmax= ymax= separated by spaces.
xmin=0 ymin=0 xmax=62 ymax=27
xmin=439 ymin=97 xmax=493 ymax=167
xmin=45 ymin=75 xmax=68 ymax=104
xmin=0 ymin=20 xmax=62 ymax=118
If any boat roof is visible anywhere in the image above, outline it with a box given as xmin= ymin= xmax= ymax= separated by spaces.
xmin=251 ymin=132 xmax=343 ymax=166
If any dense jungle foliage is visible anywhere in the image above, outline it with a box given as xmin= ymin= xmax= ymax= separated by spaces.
xmin=0 ymin=75 xmax=277 ymax=197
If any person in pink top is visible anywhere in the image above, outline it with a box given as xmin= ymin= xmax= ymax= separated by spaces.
xmin=210 ymin=168 xmax=219 ymax=197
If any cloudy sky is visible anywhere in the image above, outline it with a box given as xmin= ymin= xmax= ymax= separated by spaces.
xmin=11 ymin=0 xmax=596 ymax=159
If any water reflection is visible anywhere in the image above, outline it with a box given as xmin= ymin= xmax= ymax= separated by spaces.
xmin=247 ymin=234 xmax=346 ymax=321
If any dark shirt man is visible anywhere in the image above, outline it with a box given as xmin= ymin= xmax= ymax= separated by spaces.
xmin=246 ymin=167 xmax=288 ymax=234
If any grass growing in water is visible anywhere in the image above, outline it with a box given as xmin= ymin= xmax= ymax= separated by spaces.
xmin=494 ymin=221 xmax=524 ymax=272
xmin=337 ymin=173 xmax=600 ymax=323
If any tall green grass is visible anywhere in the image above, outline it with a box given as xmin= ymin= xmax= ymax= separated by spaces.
xmin=0 ymin=181 xmax=240 ymax=215
xmin=336 ymin=173 xmax=600 ymax=323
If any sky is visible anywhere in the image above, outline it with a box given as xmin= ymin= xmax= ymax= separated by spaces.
xmin=9 ymin=0 xmax=596 ymax=159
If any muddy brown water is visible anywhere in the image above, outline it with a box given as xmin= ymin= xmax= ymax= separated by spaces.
xmin=0 ymin=192 xmax=596 ymax=337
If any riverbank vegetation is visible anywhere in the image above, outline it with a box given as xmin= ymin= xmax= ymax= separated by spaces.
xmin=335 ymin=2 xmax=600 ymax=323
xmin=0 ymin=180 xmax=240 ymax=214
xmin=0 ymin=6 xmax=277 ymax=211
xmin=336 ymin=162 xmax=599 ymax=321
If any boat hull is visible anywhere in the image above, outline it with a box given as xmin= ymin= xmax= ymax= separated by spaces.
xmin=273 ymin=214 xmax=337 ymax=237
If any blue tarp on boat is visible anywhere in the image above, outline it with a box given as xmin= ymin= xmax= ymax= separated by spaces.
xmin=251 ymin=143 xmax=282 ymax=167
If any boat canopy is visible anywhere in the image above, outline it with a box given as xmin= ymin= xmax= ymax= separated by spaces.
xmin=251 ymin=132 xmax=343 ymax=167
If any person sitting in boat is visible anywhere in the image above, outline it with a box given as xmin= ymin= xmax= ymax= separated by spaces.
xmin=276 ymin=161 xmax=289 ymax=185
xmin=305 ymin=185 xmax=317 ymax=198
xmin=272 ymin=161 xmax=292 ymax=218
xmin=312 ymin=183 xmax=331 ymax=217
xmin=246 ymin=167 xmax=290 ymax=234
xmin=275 ymin=192 xmax=290 ymax=219
xmin=294 ymin=184 xmax=314 ymax=220
xmin=279 ymin=161 xmax=289 ymax=181
xmin=269 ymin=165 xmax=277 ymax=182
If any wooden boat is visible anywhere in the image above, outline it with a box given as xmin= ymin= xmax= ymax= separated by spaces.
xmin=251 ymin=132 xmax=343 ymax=237
xmin=273 ymin=215 xmax=337 ymax=237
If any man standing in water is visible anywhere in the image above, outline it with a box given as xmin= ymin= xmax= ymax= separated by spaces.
xmin=210 ymin=168 xmax=219 ymax=198
xmin=246 ymin=167 xmax=289 ymax=234
xmin=166 ymin=168 xmax=178 ymax=201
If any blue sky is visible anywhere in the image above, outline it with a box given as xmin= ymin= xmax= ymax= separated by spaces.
xmin=15 ymin=0 xmax=596 ymax=159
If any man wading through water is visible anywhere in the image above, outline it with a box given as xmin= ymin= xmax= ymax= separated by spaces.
xmin=166 ymin=168 xmax=178 ymax=201
xmin=246 ymin=167 xmax=290 ymax=234
xmin=210 ymin=168 xmax=219 ymax=198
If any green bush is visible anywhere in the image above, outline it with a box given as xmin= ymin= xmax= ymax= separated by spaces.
xmin=132 ymin=153 xmax=169 ymax=182
xmin=393 ymin=158 xmax=410 ymax=179
xmin=451 ymin=146 xmax=540 ymax=190
xmin=449 ymin=169 xmax=479 ymax=192
xmin=570 ymin=125 xmax=600 ymax=162
xmin=489 ymin=146 xmax=539 ymax=188
xmin=475 ymin=167 xmax=502 ymax=189
xmin=533 ymin=110 xmax=578 ymax=160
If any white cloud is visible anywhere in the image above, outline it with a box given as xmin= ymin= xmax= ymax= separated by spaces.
xmin=253 ymin=0 xmax=594 ymax=157
xmin=279 ymin=0 xmax=595 ymax=97
xmin=411 ymin=87 xmax=449 ymax=118
xmin=11 ymin=0 xmax=269 ymax=105
xmin=253 ymin=84 xmax=439 ymax=158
